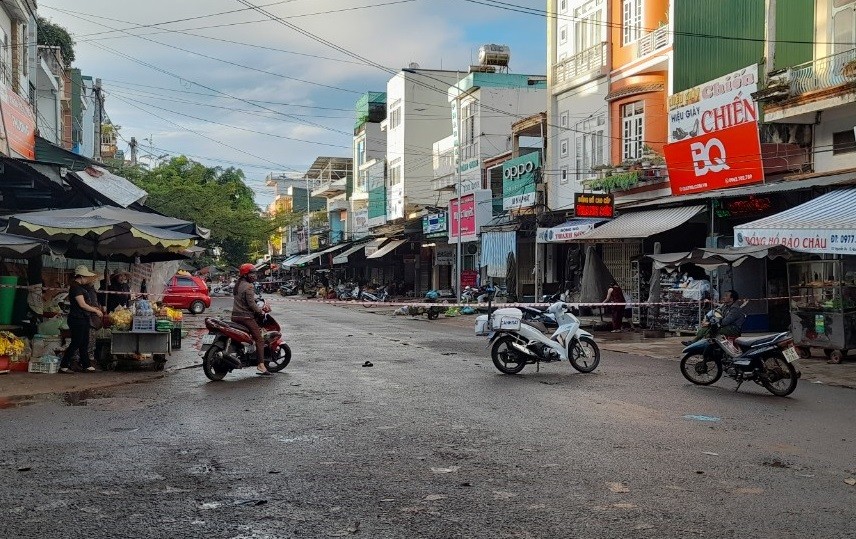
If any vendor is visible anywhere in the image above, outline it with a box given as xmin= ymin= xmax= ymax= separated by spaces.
xmin=106 ymin=269 xmax=132 ymax=312
xmin=60 ymin=266 xmax=103 ymax=373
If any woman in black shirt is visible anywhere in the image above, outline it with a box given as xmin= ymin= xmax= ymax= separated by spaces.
xmin=60 ymin=265 xmax=103 ymax=373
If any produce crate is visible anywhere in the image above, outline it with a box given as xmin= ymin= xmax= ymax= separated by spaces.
xmin=131 ymin=315 xmax=156 ymax=332
xmin=170 ymin=326 xmax=182 ymax=350
xmin=28 ymin=360 xmax=59 ymax=374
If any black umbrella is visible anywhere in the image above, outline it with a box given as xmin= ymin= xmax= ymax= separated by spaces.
xmin=505 ymin=252 xmax=517 ymax=302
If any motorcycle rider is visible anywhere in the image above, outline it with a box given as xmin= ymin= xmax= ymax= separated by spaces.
xmin=684 ymin=289 xmax=746 ymax=345
xmin=232 ymin=263 xmax=271 ymax=376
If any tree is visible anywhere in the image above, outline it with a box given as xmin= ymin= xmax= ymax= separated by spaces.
xmin=37 ymin=17 xmax=75 ymax=66
xmin=120 ymin=157 xmax=299 ymax=266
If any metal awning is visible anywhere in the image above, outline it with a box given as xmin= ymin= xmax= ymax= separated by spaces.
xmin=290 ymin=244 xmax=345 ymax=266
xmin=575 ymin=205 xmax=706 ymax=241
xmin=73 ymin=166 xmax=148 ymax=208
xmin=280 ymin=255 xmax=304 ymax=267
xmin=333 ymin=242 xmax=369 ymax=264
xmin=734 ymin=189 xmax=856 ymax=255
xmin=366 ymin=238 xmax=406 ymax=259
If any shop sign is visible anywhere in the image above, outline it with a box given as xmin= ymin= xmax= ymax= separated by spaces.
xmin=714 ymin=195 xmax=774 ymax=218
xmin=574 ymin=193 xmax=614 ymax=218
xmin=502 ymin=153 xmax=539 ymax=210
xmin=423 ymin=212 xmax=447 ymax=234
xmin=352 ymin=208 xmax=369 ymax=239
xmin=734 ymin=228 xmax=856 ymax=255
xmin=387 ymin=183 xmax=404 ymax=220
xmin=0 ymin=87 xmax=36 ymax=159
xmin=665 ymin=65 xmax=764 ymax=196
xmin=461 ymin=270 xmax=479 ymax=288
xmin=434 ymin=245 xmax=454 ymax=265
xmin=449 ymin=189 xmax=492 ymax=244
xmin=537 ymin=221 xmax=597 ymax=243
xmin=665 ymin=122 xmax=764 ymax=195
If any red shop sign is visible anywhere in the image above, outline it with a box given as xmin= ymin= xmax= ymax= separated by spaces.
xmin=449 ymin=194 xmax=476 ymax=238
xmin=664 ymin=122 xmax=764 ymax=196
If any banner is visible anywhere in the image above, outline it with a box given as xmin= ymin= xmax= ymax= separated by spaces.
xmin=665 ymin=65 xmax=763 ymax=195
xmin=735 ymin=228 xmax=856 ymax=255
xmin=537 ymin=221 xmax=597 ymax=243
xmin=0 ymin=87 xmax=36 ymax=159
xmin=502 ymin=152 xmax=539 ymax=210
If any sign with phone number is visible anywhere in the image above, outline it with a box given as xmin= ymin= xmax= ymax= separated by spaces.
xmin=735 ymin=228 xmax=856 ymax=255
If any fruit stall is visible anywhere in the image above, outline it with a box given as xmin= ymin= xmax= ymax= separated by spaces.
xmin=95 ymin=300 xmax=185 ymax=371
xmin=787 ymin=258 xmax=856 ymax=364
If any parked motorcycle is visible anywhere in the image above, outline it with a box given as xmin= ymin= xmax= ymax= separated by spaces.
xmin=199 ymin=298 xmax=291 ymax=381
xmin=279 ymin=280 xmax=299 ymax=296
xmin=680 ymin=324 xmax=800 ymax=396
xmin=360 ymin=285 xmax=389 ymax=302
xmin=475 ymin=300 xmax=600 ymax=375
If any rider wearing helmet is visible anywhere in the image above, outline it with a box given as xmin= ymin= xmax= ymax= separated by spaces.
xmin=232 ymin=263 xmax=270 ymax=375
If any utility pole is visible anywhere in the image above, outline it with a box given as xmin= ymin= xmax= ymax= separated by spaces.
xmin=129 ymin=137 xmax=138 ymax=166
xmin=94 ymin=78 xmax=103 ymax=162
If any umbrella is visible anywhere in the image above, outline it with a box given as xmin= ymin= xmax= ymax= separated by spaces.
xmin=580 ymin=245 xmax=615 ymax=308
xmin=5 ymin=206 xmax=200 ymax=262
xmin=505 ymin=252 xmax=517 ymax=302
xmin=0 ymin=232 xmax=46 ymax=259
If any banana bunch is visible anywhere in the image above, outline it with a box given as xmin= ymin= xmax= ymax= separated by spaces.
xmin=0 ymin=331 xmax=25 ymax=356
xmin=111 ymin=306 xmax=134 ymax=331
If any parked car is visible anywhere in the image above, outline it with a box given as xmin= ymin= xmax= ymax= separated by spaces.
xmin=163 ymin=274 xmax=211 ymax=314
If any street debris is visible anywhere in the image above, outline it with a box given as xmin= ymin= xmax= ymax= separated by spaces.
xmin=430 ymin=466 xmax=460 ymax=474
xmin=683 ymin=415 xmax=721 ymax=422
xmin=362 ymin=361 xmax=373 ymax=367
xmin=606 ymin=482 xmax=630 ymax=493
xmin=845 ymin=478 xmax=856 ymax=486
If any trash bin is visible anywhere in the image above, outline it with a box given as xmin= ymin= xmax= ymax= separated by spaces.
xmin=170 ymin=325 xmax=182 ymax=350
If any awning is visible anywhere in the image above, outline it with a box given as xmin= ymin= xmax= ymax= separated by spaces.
xmin=291 ymin=244 xmax=348 ymax=266
xmin=537 ymin=218 xmax=607 ymax=243
xmin=734 ymin=189 xmax=856 ymax=255
xmin=0 ymin=232 xmax=47 ymax=258
xmin=333 ymin=243 xmax=369 ymax=264
xmin=575 ymin=205 xmax=706 ymax=241
xmin=366 ymin=238 xmax=406 ymax=259
xmin=281 ymin=255 xmax=303 ymax=267
xmin=648 ymin=245 xmax=796 ymax=270
xmin=481 ymin=231 xmax=516 ymax=278
xmin=73 ymin=165 xmax=148 ymax=208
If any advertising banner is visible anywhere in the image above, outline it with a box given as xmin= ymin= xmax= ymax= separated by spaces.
xmin=537 ymin=221 xmax=597 ymax=243
xmin=665 ymin=122 xmax=765 ymax=195
xmin=0 ymin=87 xmax=36 ymax=159
xmin=502 ymin=152 xmax=539 ymax=210
xmin=434 ymin=244 xmax=454 ymax=265
xmin=665 ymin=65 xmax=764 ymax=196
xmin=449 ymin=194 xmax=476 ymax=238
xmin=423 ymin=212 xmax=447 ymax=234
xmin=735 ymin=228 xmax=856 ymax=255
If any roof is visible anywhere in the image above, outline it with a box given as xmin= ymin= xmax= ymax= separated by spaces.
xmin=575 ymin=206 xmax=706 ymax=241
xmin=74 ymin=165 xmax=148 ymax=208
xmin=366 ymin=238 xmax=406 ymax=259
xmin=34 ymin=136 xmax=96 ymax=171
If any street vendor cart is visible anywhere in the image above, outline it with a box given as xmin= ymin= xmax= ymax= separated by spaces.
xmin=94 ymin=303 xmax=183 ymax=371
xmin=788 ymin=258 xmax=856 ymax=363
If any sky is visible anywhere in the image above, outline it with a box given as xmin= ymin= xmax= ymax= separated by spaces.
xmin=42 ymin=0 xmax=547 ymax=208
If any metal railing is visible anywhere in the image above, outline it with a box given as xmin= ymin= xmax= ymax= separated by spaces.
xmin=637 ymin=25 xmax=670 ymax=59
xmin=788 ymin=48 xmax=856 ymax=95
xmin=554 ymin=42 xmax=607 ymax=84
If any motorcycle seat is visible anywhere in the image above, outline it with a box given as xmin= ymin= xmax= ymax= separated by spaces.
xmin=734 ymin=333 xmax=785 ymax=349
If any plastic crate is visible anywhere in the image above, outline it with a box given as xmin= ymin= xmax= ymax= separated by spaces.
xmin=131 ymin=315 xmax=156 ymax=332
xmin=28 ymin=361 xmax=59 ymax=374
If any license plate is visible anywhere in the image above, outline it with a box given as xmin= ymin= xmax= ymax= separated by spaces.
xmin=783 ymin=345 xmax=799 ymax=363
xmin=201 ymin=334 xmax=216 ymax=345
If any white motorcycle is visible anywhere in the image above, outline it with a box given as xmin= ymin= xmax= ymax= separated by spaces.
xmin=475 ymin=301 xmax=600 ymax=375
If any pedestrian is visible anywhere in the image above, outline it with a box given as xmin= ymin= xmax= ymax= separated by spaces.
xmin=603 ymin=279 xmax=626 ymax=332
xmin=139 ymin=278 xmax=148 ymax=299
xmin=106 ymin=269 xmax=131 ymax=312
xmin=60 ymin=265 xmax=103 ymax=373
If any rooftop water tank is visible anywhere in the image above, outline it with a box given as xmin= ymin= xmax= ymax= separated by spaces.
xmin=479 ymin=44 xmax=511 ymax=67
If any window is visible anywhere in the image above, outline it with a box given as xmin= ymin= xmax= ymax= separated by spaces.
xmin=560 ymin=111 xmax=569 ymax=128
xmin=574 ymin=0 xmax=604 ymax=53
xmin=575 ymin=113 xmax=606 ymax=181
xmin=388 ymin=158 xmax=402 ymax=186
xmin=560 ymin=0 xmax=567 ymax=13
xmin=560 ymin=165 xmax=569 ymax=184
xmin=358 ymin=170 xmax=368 ymax=190
xmin=389 ymin=107 xmax=402 ymax=129
xmin=176 ymin=277 xmax=196 ymax=288
xmin=832 ymin=0 xmax=856 ymax=56
xmin=560 ymin=25 xmax=568 ymax=44
xmin=460 ymin=101 xmax=477 ymax=160
xmin=833 ymin=129 xmax=856 ymax=155
xmin=622 ymin=0 xmax=643 ymax=45
xmin=621 ymin=101 xmax=644 ymax=160
xmin=560 ymin=138 xmax=569 ymax=158
xmin=356 ymin=138 xmax=366 ymax=167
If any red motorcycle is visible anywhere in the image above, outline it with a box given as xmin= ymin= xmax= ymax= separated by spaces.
xmin=200 ymin=302 xmax=291 ymax=381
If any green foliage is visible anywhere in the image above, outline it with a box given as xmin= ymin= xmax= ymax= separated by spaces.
xmin=589 ymin=171 xmax=640 ymax=192
xmin=37 ymin=17 xmax=76 ymax=66
xmin=119 ymin=157 xmax=300 ymax=266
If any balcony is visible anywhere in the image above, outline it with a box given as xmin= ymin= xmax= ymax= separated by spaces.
xmin=788 ymin=48 xmax=856 ymax=96
xmin=311 ymin=178 xmax=347 ymax=198
xmin=553 ymin=42 xmax=607 ymax=88
xmin=327 ymin=198 xmax=349 ymax=212
xmin=636 ymin=25 xmax=670 ymax=59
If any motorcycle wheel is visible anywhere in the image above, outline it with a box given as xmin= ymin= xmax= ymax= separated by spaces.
xmin=202 ymin=346 xmax=228 ymax=381
xmin=760 ymin=354 xmax=798 ymax=397
xmin=491 ymin=336 xmax=527 ymax=375
xmin=680 ymin=353 xmax=722 ymax=385
xmin=427 ymin=308 xmax=440 ymax=320
xmin=569 ymin=336 xmax=600 ymax=373
xmin=266 ymin=343 xmax=292 ymax=372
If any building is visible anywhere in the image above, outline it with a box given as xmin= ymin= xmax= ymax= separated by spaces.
xmin=351 ymin=92 xmax=387 ymax=241
xmin=0 ymin=0 xmax=37 ymax=160
xmin=309 ymin=156 xmax=353 ymax=246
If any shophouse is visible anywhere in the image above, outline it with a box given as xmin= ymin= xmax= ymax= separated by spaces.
xmin=350 ymin=92 xmax=386 ymax=241
xmin=0 ymin=0 xmax=37 ymax=160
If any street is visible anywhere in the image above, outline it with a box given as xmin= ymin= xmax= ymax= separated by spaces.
xmin=2 ymin=299 xmax=855 ymax=539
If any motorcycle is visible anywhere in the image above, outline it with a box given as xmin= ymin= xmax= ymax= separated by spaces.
xmin=680 ymin=323 xmax=800 ymax=396
xmin=279 ymin=280 xmax=299 ymax=296
xmin=475 ymin=300 xmax=600 ymax=375
xmin=199 ymin=297 xmax=291 ymax=381
xmin=360 ymin=285 xmax=389 ymax=302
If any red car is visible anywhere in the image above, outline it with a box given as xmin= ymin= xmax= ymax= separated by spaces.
xmin=163 ymin=274 xmax=211 ymax=314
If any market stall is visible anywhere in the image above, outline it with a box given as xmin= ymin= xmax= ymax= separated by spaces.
xmin=735 ymin=189 xmax=856 ymax=363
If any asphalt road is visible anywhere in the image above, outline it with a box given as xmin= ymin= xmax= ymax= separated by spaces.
xmin=1 ymin=299 xmax=855 ymax=538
